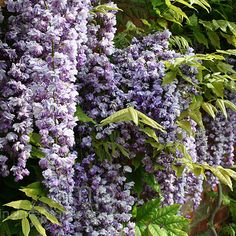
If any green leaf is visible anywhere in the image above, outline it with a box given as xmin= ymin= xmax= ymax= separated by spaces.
xmin=224 ymin=100 xmax=236 ymax=112
xmin=155 ymin=204 xmax=180 ymax=219
xmin=175 ymin=0 xmax=195 ymax=9
xmin=135 ymin=225 xmax=143 ymax=236
xmin=157 ymin=19 xmax=168 ymax=29
xmin=199 ymin=20 xmax=215 ymax=31
xmin=165 ymin=0 xmax=188 ymax=20
xmin=213 ymin=20 xmax=228 ymax=32
xmin=227 ymin=22 xmax=236 ymax=36
xmin=212 ymin=82 xmax=224 ymax=98
xmin=135 ymin=198 xmax=189 ymax=236
xmin=220 ymin=32 xmax=236 ymax=47
xmin=136 ymin=199 xmax=161 ymax=222
xmin=188 ymin=14 xmax=198 ymax=27
xmin=143 ymin=173 xmax=160 ymax=193
xmin=31 ymin=146 xmax=45 ymax=159
xmin=136 ymin=110 xmax=165 ymax=132
xmin=20 ymin=186 xmax=43 ymax=201
xmin=148 ymin=224 xmax=168 ymax=236
xmin=189 ymin=96 xmax=203 ymax=111
xmin=178 ymin=144 xmax=192 ymax=161
xmin=75 ymin=106 xmax=96 ymax=124
xmin=141 ymin=19 xmax=151 ymax=27
xmin=190 ymin=0 xmax=210 ymax=12
xmin=217 ymin=49 xmax=236 ymax=55
xmin=207 ymin=31 xmax=220 ymax=48
xmin=22 ymin=218 xmax=30 ymax=236
xmin=210 ymin=167 xmax=233 ymax=190
xmin=29 ymin=214 xmax=46 ymax=236
xmin=39 ymin=197 xmax=65 ymax=212
xmin=217 ymin=61 xmax=235 ymax=73
xmin=168 ymin=228 xmax=188 ymax=236
xmin=218 ymin=166 xmax=236 ymax=180
xmin=153 ymin=204 xmax=189 ymax=232
xmin=129 ymin=107 xmax=139 ymax=125
xmin=93 ymin=4 xmax=122 ymax=13
xmin=3 ymin=210 xmax=28 ymax=222
xmin=100 ymin=107 xmax=134 ymax=126
xmin=162 ymin=70 xmax=176 ymax=85
xmin=135 ymin=223 xmax=148 ymax=236
xmin=176 ymin=120 xmax=193 ymax=136
xmin=100 ymin=107 xmax=165 ymax=132
xmin=140 ymin=127 xmax=159 ymax=142
xmin=34 ymin=206 xmax=60 ymax=225
xmin=193 ymin=30 xmax=208 ymax=47
xmin=216 ymin=99 xmax=227 ymax=118
xmin=4 ymin=200 xmax=32 ymax=211
xmin=115 ymin=143 xmax=130 ymax=158
xmin=172 ymin=165 xmax=185 ymax=177
xmin=202 ymin=102 xmax=216 ymax=119
xmin=30 ymin=133 xmax=41 ymax=146
xmin=192 ymin=165 xmax=205 ymax=177
xmin=189 ymin=110 xmax=204 ymax=128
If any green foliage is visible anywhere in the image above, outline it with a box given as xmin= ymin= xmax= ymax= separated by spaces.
xmin=161 ymin=51 xmax=236 ymax=130
xmin=219 ymin=181 xmax=236 ymax=236
xmin=92 ymin=107 xmax=167 ymax=161
xmin=100 ymin=107 xmax=165 ymax=132
xmin=134 ymin=199 xmax=189 ymax=236
xmin=75 ymin=106 xmax=97 ymax=124
xmin=116 ymin=0 xmax=236 ymax=53
xmin=29 ymin=214 xmax=47 ymax=236
xmin=220 ymin=224 xmax=236 ymax=236
xmin=19 ymin=182 xmax=46 ymax=201
xmin=114 ymin=21 xmax=144 ymax=49
xmin=174 ymin=155 xmax=236 ymax=191
xmin=2 ymin=182 xmax=64 ymax=236
xmin=3 ymin=210 xmax=28 ymax=222
xmin=22 ymin=218 xmax=30 ymax=236
xmin=91 ymin=4 xmax=122 ymax=14
xmin=29 ymin=133 xmax=44 ymax=159
xmin=127 ymin=165 xmax=161 ymax=196
xmin=4 ymin=200 xmax=33 ymax=211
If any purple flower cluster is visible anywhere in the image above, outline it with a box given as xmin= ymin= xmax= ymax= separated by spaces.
xmin=194 ymin=92 xmax=236 ymax=188
xmin=22 ymin=0 xmax=89 ymax=234
xmin=74 ymin=3 xmax=137 ymax=233
xmin=0 ymin=2 xmax=33 ymax=181
xmin=77 ymin=0 xmax=123 ymax=126
xmin=73 ymin=155 xmax=135 ymax=235
xmin=1 ymin=0 xmax=90 ymax=234
xmin=204 ymin=113 xmax=235 ymax=167
xmin=1 ymin=0 xmax=235 ymax=234
xmin=113 ymin=31 xmax=204 ymax=207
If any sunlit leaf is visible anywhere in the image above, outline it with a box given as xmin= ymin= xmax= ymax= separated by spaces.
xmin=22 ymin=218 xmax=30 ymax=236
xmin=3 ymin=210 xmax=28 ymax=222
xmin=29 ymin=214 xmax=47 ymax=236
xmin=34 ymin=206 xmax=60 ymax=225
xmin=4 ymin=200 xmax=32 ymax=211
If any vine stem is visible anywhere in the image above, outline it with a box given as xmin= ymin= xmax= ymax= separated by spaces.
xmin=208 ymin=183 xmax=222 ymax=236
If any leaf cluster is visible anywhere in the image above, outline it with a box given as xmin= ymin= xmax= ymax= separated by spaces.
xmin=133 ymin=199 xmax=189 ymax=236
xmin=2 ymin=182 xmax=64 ymax=236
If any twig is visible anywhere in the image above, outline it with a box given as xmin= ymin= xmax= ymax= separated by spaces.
xmin=208 ymin=183 xmax=223 ymax=236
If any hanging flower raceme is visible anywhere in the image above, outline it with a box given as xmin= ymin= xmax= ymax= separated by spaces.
xmin=77 ymin=0 xmax=124 ymax=143
xmin=112 ymin=30 xmax=204 ymax=207
xmin=74 ymin=1 xmax=137 ymax=233
xmin=73 ymin=155 xmax=135 ymax=235
xmin=33 ymin=1 xmax=90 ymax=234
xmin=0 ymin=0 xmax=89 ymax=234
xmin=0 ymin=1 xmax=34 ymax=181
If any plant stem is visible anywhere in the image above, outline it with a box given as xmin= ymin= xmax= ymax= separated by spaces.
xmin=208 ymin=183 xmax=222 ymax=236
